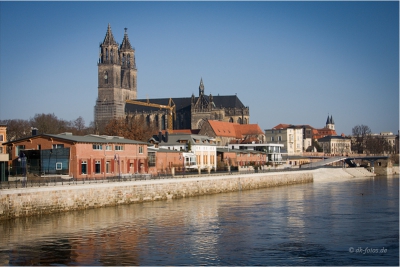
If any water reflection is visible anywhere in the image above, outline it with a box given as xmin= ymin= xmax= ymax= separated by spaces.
xmin=0 ymin=176 xmax=398 ymax=266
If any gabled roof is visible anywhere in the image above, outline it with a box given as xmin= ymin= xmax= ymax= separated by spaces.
xmin=272 ymin=124 xmax=291 ymax=130
xmin=3 ymin=133 xmax=149 ymax=146
xmin=154 ymin=133 xmax=216 ymax=146
xmin=207 ymin=120 xmax=263 ymax=139
xmin=233 ymin=123 xmax=264 ymax=136
xmin=125 ymin=94 xmax=247 ymax=114
xmin=208 ymin=120 xmax=237 ymax=138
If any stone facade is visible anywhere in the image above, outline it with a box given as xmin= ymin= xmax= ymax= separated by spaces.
xmin=94 ymin=25 xmax=137 ymax=131
xmin=0 ymin=171 xmax=313 ymax=220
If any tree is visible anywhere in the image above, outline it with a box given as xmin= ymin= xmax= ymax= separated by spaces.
xmin=0 ymin=119 xmax=31 ymax=141
xmin=29 ymin=113 xmax=68 ymax=134
xmin=104 ymin=116 xmax=158 ymax=142
xmin=351 ymin=124 xmax=371 ymax=154
xmin=365 ymin=135 xmax=391 ymax=155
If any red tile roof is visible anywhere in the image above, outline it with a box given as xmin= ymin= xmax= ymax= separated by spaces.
xmin=207 ymin=120 xmax=263 ymax=138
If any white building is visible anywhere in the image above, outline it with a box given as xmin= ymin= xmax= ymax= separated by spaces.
xmin=317 ymin=135 xmax=351 ymax=155
xmin=151 ymin=133 xmax=217 ymax=171
xmin=265 ymin=124 xmax=304 ymax=155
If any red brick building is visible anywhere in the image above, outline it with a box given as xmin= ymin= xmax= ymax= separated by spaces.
xmin=3 ymin=133 xmax=149 ymax=180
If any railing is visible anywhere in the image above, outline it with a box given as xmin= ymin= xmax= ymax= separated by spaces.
xmin=0 ymin=167 xmax=329 ymax=190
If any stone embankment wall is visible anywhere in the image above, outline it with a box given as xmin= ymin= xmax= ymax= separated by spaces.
xmin=0 ymin=171 xmax=313 ymax=220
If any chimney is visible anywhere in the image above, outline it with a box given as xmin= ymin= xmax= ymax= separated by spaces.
xmin=158 ymin=131 xmax=162 ymax=143
xmin=32 ymin=127 xmax=38 ymax=136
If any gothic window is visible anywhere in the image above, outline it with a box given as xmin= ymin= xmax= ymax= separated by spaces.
xmin=106 ymin=49 xmax=108 ymax=60
xmin=122 ymin=53 xmax=125 ymax=65
xmin=110 ymin=49 xmax=114 ymax=62
xmin=229 ymin=117 xmax=234 ymax=123
xmin=146 ymin=115 xmax=151 ymax=126
xmin=127 ymin=54 xmax=130 ymax=66
xmin=237 ymin=117 xmax=242 ymax=124
xmin=197 ymin=118 xmax=206 ymax=129
xmin=244 ymin=118 xmax=248 ymax=124
xmin=161 ymin=115 xmax=166 ymax=130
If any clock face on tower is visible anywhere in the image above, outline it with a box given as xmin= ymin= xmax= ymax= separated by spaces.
xmin=104 ymin=74 xmax=108 ymax=79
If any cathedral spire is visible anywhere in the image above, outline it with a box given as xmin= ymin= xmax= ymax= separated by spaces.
xmin=120 ymin=28 xmax=133 ymax=51
xmin=199 ymin=78 xmax=204 ymax=96
xmin=102 ymin=23 xmax=118 ymax=46
xmin=99 ymin=24 xmax=119 ymax=64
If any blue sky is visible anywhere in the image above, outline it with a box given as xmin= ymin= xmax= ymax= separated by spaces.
xmin=0 ymin=1 xmax=398 ymax=135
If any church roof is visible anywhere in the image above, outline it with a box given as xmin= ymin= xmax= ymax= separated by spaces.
xmin=326 ymin=115 xmax=334 ymax=125
xmin=210 ymin=95 xmax=246 ymax=109
xmin=102 ymin=24 xmax=118 ymax=46
xmin=120 ymin=28 xmax=133 ymax=51
xmin=125 ymin=94 xmax=246 ymax=114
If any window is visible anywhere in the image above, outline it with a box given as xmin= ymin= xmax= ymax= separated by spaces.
xmin=105 ymin=145 xmax=112 ymax=151
xmin=148 ymin=152 xmax=156 ymax=167
xmin=52 ymin=144 xmax=64 ymax=149
xmin=115 ymin=145 xmax=124 ymax=151
xmin=271 ymin=137 xmax=274 ymax=142
xmin=81 ymin=161 xmax=87 ymax=174
xmin=56 ymin=162 xmax=62 ymax=170
xmin=93 ymin=144 xmax=103 ymax=150
xmin=278 ymin=136 xmax=282 ymax=142
xmin=0 ymin=134 xmax=3 ymax=142
xmin=95 ymin=161 xmax=101 ymax=174
xmin=106 ymin=161 xmax=110 ymax=173
xmin=139 ymin=146 xmax=143 ymax=154
xmin=15 ymin=145 xmax=25 ymax=157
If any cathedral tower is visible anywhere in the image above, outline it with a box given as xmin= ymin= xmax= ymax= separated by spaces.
xmin=326 ymin=115 xmax=335 ymax=130
xmin=94 ymin=24 xmax=137 ymax=132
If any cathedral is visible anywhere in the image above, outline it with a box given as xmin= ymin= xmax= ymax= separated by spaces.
xmin=94 ymin=25 xmax=249 ymax=132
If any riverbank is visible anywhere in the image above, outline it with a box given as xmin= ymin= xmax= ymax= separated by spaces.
xmin=0 ymin=168 xmax=381 ymax=220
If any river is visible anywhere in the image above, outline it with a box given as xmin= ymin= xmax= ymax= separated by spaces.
xmin=0 ymin=175 xmax=398 ymax=266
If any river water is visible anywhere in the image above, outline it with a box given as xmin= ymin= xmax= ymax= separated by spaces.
xmin=0 ymin=175 xmax=398 ymax=266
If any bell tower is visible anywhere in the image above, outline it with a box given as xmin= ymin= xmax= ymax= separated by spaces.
xmin=119 ymin=28 xmax=137 ymax=100
xmin=94 ymin=24 xmax=137 ymax=133
xmin=326 ymin=115 xmax=335 ymax=130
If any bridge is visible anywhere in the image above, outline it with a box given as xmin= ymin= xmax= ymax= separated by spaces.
xmin=300 ymin=155 xmax=389 ymax=169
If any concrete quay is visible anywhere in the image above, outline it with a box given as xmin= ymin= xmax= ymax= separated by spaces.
xmin=0 ymin=167 xmax=383 ymax=220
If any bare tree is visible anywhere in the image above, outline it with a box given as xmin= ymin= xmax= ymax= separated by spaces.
xmin=0 ymin=119 xmax=31 ymax=141
xmin=29 ymin=113 xmax=68 ymax=134
xmin=365 ymin=135 xmax=391 ymax=155
xmin=351 ymin=124 xmax=371 ymax=154
xmin=104 ymin=116 xmax=157 ymax=142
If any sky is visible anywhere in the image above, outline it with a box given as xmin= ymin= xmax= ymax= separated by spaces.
xmin=0 ymin=1 xmax=398 ymax=136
